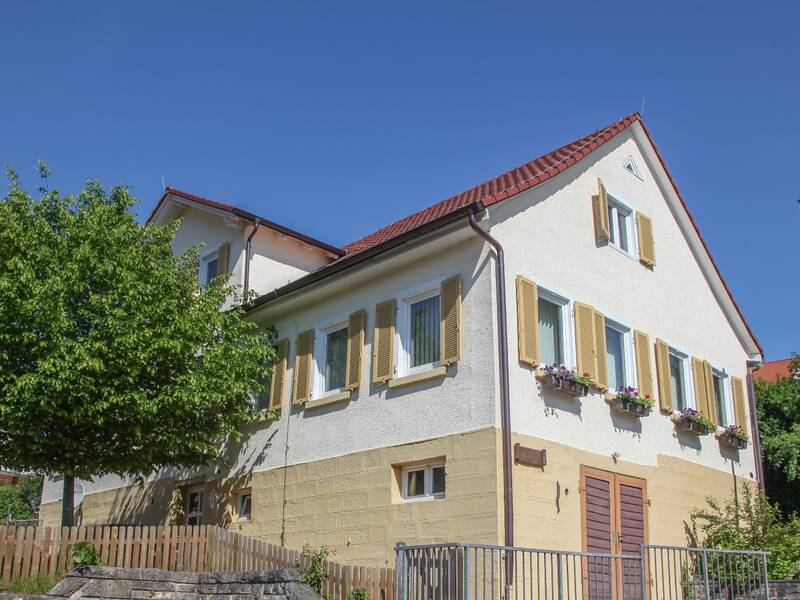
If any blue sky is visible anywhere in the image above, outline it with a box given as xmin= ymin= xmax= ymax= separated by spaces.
xmin=1 ymin=1 xmax=798 ymax=360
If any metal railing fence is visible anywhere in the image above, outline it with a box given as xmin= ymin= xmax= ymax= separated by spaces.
xmin=395 ymin=543 xmax=770 ymax=600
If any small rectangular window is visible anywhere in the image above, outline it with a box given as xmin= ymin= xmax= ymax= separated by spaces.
xmin=324 ymin=327 xmax=348 ymax=391
xmin=186 ymin=488 xmax=203 ymax=526
xmin=605 ymin=326 xmax=626 ymax=389
xmin=201 ymin=251 xmax=219 ymax=285
xmin=669 ymin=351 xmax=688 ymax=411
xmin=538 ymin=297 xmax=563 ymax=365
xmin=713 ymin=371 xmax=729 ymax=425
xmin=236 ymin=491 xmax=252 ymax=521
xmin=402 ymin=463 xmax=445 ymax=500
xmin=254 ymin=362 xmax=271 ymax=411
xmin=410 ymin=296 xmax=440 ymax=368
xmin=607 ymin=196 xmax=633 ymax=254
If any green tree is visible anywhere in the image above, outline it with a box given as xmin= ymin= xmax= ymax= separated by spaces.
xmin=0 ymin=485 xmax=34 ymax=522
xmin=755 ymin=356 xmax=800 ymax=514
xmin=0 ymin=165 xmax=274 ymax=526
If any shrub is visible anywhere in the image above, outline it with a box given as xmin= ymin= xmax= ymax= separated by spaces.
xmin=71 ymin=541 xmax=100 ymax=566
xmin=349 ymin=586 xmax=368 ymax=600
xmin=297 ymin=544 xmax=333 ymax=595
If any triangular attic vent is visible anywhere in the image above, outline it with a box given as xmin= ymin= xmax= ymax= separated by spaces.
xmin=623 ymin=156 xmax=643 ymax=180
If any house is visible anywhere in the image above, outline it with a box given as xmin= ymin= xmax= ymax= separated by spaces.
xmin=39 ymin=113 xmax=763 ymax=569
xmin=754 ymin=358 xmax=795 ymax=383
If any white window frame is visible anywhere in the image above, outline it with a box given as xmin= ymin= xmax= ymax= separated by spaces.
xmin=236 ymin=490 xmax=252 ymax=522
xmin=186 ymin=486 xmax=204 ymax=526
xmin=603 ymin=317 xmax=637 ymax=391
xmin=401 ymin=462 xmax=446 ymax=502
xmin=711 ymin=367 xmax=734 ymax=426
xmin=396 ymin=279 xmax=443 ymax=378
xmin=606 ymin=193 xmax=637 ymax=258
xmin=666 ymin=344 xmax=694 ymax=412
xmin=313 ymin=314 xmax=349 ymax=400
xmin=536 ymin=285 xmax=575 ymax=369
xmin=200 ymin=248 xmax=220 ymax=285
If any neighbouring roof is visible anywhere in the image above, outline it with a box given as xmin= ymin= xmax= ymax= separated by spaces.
xmin=149 ymin=188 xmax=345 ymax=258
xmin=754 ymin=358 xmax=795 ymax=383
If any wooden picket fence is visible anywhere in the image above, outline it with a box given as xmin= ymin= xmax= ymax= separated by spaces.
xmin=0 ymin=525 xmax=394 ymax=600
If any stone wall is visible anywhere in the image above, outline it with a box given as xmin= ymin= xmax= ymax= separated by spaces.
xmin=770 ymin=580 xmax=800 ymax=600
xmin=0 ymin=566 xmax=318 ymax=600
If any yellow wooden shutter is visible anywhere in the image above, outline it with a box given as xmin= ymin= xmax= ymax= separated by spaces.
xmin=593 ymin=310 xmax=608 ymax=389
xmin=372 ymin=300 xmax=396 ymax=384
xmin=269 ymin=338 xmax=289 ymax=411
xmin=574 ymin=302 xmax=596 ymax=380
xmin=218 ymin=242 xmax=231 ymax=276
xmin=346 ymin=310 xmax=366 ymax=391
xmin=636 ymin=213 xmax=656 ymax=267
xmin=731 ymin=376 xmax=749 ymax=436
xmin=292 ymin=330 xmax=314 ymax=405
xmin=654 ymin=339 xmax=672 ymax=413
xmin=592 ymin=178 xmax=610 ymax=242
xmin=703 ymin=360 xmax=717 ymax=424
xmin=440 ymin=275 xmax=462 ymax=366
xmin=515 ymin=275 xmax=539 ymax=367
xmin=633 ymin=330 xmax=653 ymax=399
xmin=691 ymin=357 xmax=710 ymax=417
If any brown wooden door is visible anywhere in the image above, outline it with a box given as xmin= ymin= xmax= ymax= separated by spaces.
xmin=581 ymin=467 xmax=648 ymax=600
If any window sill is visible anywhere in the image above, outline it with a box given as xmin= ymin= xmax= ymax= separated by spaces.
xmin=388 ymin=366 xmax=448 ymax=389
xmin=305 ymin=391 xmax=351 ymax=410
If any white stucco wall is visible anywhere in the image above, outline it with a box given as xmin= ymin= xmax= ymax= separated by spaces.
xmin=490 ymin=125 xmax=757 ymax=480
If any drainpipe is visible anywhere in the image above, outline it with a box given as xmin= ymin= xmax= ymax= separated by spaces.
xmin=746 ymin=365 xmax=766 ymax=491
xmin=244 ymin=218 xmax=261 ymax=294
xmin=468 ymin=208 xmax=514 ymax=549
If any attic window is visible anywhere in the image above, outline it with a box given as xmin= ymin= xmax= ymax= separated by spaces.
xmin=623 ymin=157 xmax=643 ymax=180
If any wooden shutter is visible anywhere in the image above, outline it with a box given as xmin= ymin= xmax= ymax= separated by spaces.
xmin=703 ymin=361 xmax=717 ymax=424
xmin=575 ymin=302 xmax=596 ymax=380
xmin=691 ymin=357 xmax=709 ymax=417
xmin=633 ymin=330 xmax=653 ymax=399
xmin=269 ymin=338 xmax=289 ymax=411
xmin=440 ymin=275 xmax=462 ymax=366
xmin=592 ymin=178 xmax=611 ymax=242
xmin=731 ymin=376 xmax=749 ymax=436
xmin=217 ymin=242 xmax=231 ymax=276
xmin=636 ymin=213 xmax=656 ymax=267
xmin=516 ymin=275 xmax=539 ymax=366
xmin=654 ymin=339 xmax=672 ymax=413
xmin=346 ymin=310 xmax=366 ymax=391
xmin=593 ymin=310 xmax=608 ymax=390
xmin=582 ymin=469 xmax=614 ymax=554
xmin=292 ymin=330 xmax=314 ymax=405
xmin=372 ymin=300 xmax=396 ymax=384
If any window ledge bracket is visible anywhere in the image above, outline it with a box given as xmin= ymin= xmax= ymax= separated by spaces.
xmin=388 ymin=366 xmax=448 ymax=389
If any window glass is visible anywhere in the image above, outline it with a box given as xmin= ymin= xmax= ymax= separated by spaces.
xmin=432 ymin=466 xmax=446 ymax=496
xmin=204 ymin=258 xmax=218 ymax=284
xmin=238 ymin=493 xmax=252 ymax=520
xmin=713 ymin=373 xmax=727 ymax=424
xmin=254 ymin=362 xmax=271 ymax=411
xmin=669 ymin=353 xmax=686 ymax=411
xmin=410 ymin=296 xmax=440 ymax=367
xmin=186 ymin=490 xmax=203 ymax=526
xmin=324 ymin=327 xmax=348 ymax=391
xmin=406 ymin=469 xmax=425 ymax=498
xmin=617 ymin=211 xmax=629 ymax=252
xmin=606 ymin=326 xmax=625 ymax=389
xmin=538 ymin=297 xmax=562 ymax=365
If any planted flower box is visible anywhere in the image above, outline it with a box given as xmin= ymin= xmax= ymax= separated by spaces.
xmin=674 ymin=409 xmax=714 ymax=436
xmin=613 ymin=395 xmax=651 ymax=417
xmin=544 ymin=375 xmax=589 ymax=397
xmin=719 ymin=426 xmax=749 ymax=450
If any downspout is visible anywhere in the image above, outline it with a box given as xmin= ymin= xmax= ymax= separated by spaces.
xmin=746 ymin=365 xmax=766 ymax=491
xmin=244 ymin=218 xmax=261 ymax=294
xmin=468 ymin=207 xmax=514 ymax=549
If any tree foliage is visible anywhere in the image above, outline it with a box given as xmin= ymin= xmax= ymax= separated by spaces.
xmin=686 ymin=485 xmax=800 ymax=579
xmin=0 ymin=165 xmax=274 ymax=482
xmin=755 ymin=356 xmax=800 ymax=514
xmin=0 ymin=485 xmax=34 ymax=522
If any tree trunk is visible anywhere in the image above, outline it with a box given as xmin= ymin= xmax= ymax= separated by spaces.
xmin=61 ymin=474 xmax=75 ymax=527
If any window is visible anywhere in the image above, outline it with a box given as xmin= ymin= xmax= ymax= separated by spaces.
xmin=323 ymin=326 xmax=348 ymax=391
xmin=398 ymin=285 xmax=442 ymax=376
xmin=402 ymin=463 xmax=445 ymax=500
xmin=537 ymin=289 xmax=570 ymax=366
xmin=236 ymin=490 xmax=252 ymax=521
xmin=253 ymin=366 xmax=271 ymax=411
xmin=186 ymin=487 xmax=203 ymax=525
xmin=668 ymin=349 xmax=691 ymax=411
xmin=605 ymin=322 xmax=633 ymax=390
xmin=712 ymin=370 xmax=731 ymax=425
xmin=606 ymin=197 xmax=634 ymax=254
xmin=201 ymin=251 xmax=219 ymax=285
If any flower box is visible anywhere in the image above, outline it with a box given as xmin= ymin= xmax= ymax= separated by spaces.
xmin=676 ymin=418 xmax=711 ymax=436
xmin=720 ymin=431 xmax=748 ymax=450
xmin=613 ymin=395 xmax=651 ymax=417
xmin=543 ymin=374 xmax=589 ymax=397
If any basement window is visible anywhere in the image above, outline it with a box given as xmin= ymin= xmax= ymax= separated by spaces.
xmin=236 ymin=489 xmax=252 ymax=521
xmin=402 ymin=463 xmax=445 ymax=501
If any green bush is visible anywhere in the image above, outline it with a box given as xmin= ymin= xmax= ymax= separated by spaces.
xmin=71 ymin=541 xmax=101 ymax=566
xmin=348 ymin=586 xmax=368 ymax=600
xmin=297 ymin=544 xmax=333 ymax=596
xmin=0 ymin=484 xmax=34 ymax=521
xmin=686 ymin=485 xmax=800 ymax=579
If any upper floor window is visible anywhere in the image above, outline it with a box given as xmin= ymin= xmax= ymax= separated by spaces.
xmin=398 ymin=285 xmax=441 ymax=376
xmin=253 ymin=365 xmax=271 ymax=411
xmin=607 ymin=196 xmax=634 ymax=254
xmin=201 ymin=251 xmax=219 ymax=285
xmin=537 ymin=290 xmax=569 ymax=365
xmin=712 ymin=369 xmax=732 ymax=425
xmin=313 ymin=318 xmax=349 ymax=398
xmin=668 ymin=348 xmax=691 ymax=411
xmin=605 ymin=320 xmax=634 ymax=390
xmin=402 ymin=463 xmax=445 ymax=501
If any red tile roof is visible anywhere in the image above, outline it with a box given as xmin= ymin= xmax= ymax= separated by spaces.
xmin=343 ymin=113 xmax=641 ymax=254
xmin=754 ymin=358 xmax=795 ymax=383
